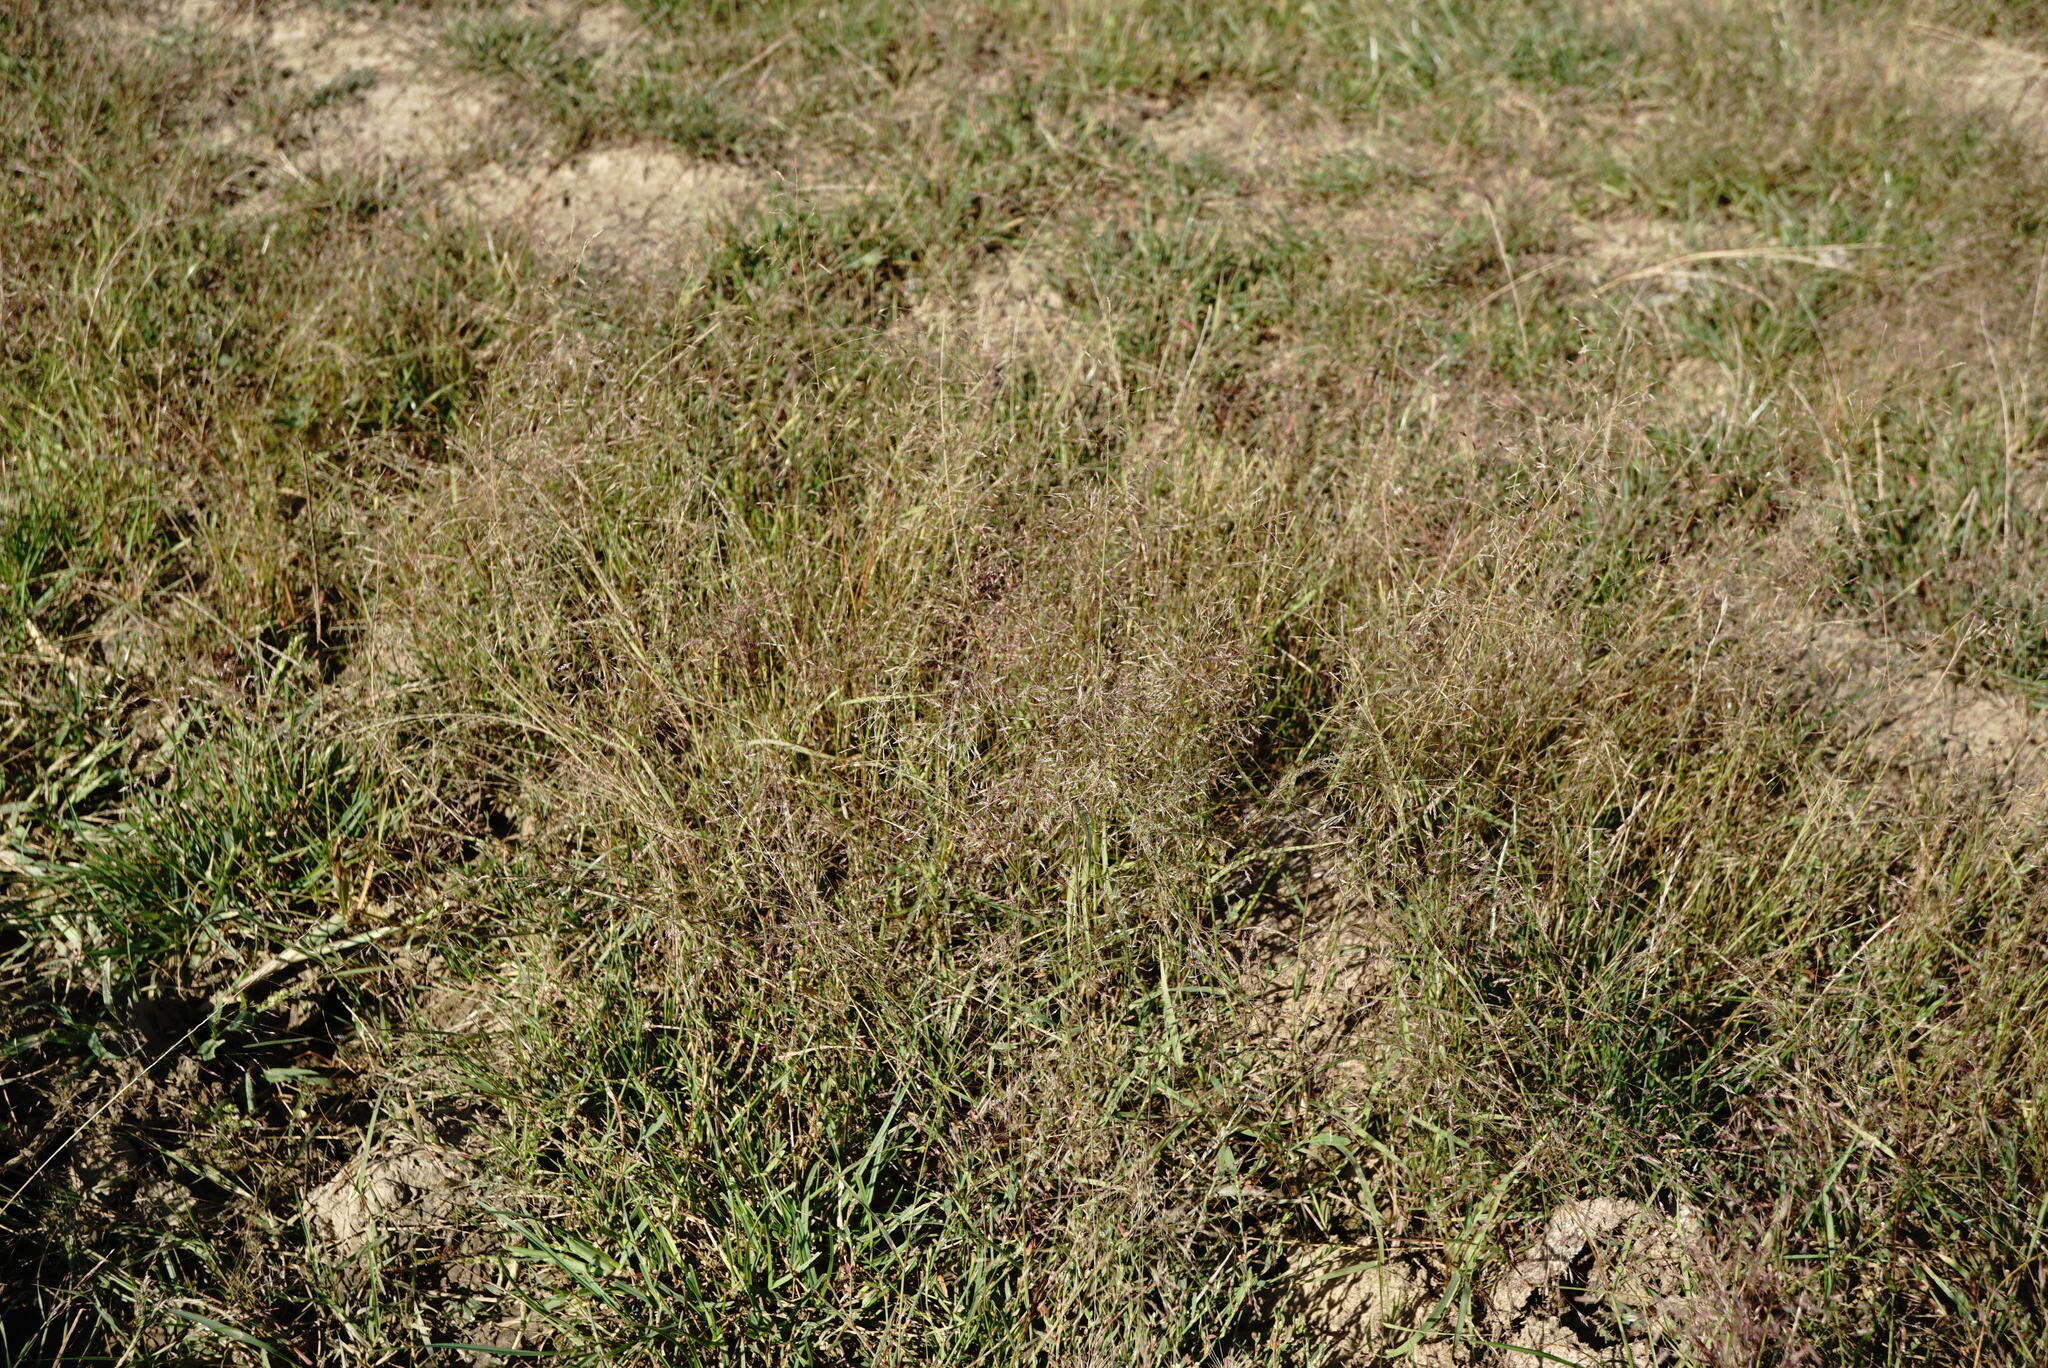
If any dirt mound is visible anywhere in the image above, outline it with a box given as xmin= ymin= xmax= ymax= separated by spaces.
xmin=154 ymin=0 xmax=504 ymax=177
xmin=1911 ymin=27 xmax=2048 ymax=154
xmin=1798 ymin=616 xmax=2048 ymax=791
xmin=456 ymin=146 xmax=761 ymax=274
xmin=1144 ymin=90 xmax=1361 ymax=176
xmin=896 ymin=252 xmax=1116 ymax=386
xmin=1699 ymin=508 xmax=2048 ymax=805
xmin=305 ymin=1143 xmax=471 ymax=1254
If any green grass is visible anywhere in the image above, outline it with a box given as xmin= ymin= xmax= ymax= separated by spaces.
xmin=8 ymin=0 xmax=2048 ymax=1363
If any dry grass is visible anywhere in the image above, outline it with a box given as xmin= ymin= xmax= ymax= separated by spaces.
xmin=7 ymin=0 xmax=2048 ymax=1364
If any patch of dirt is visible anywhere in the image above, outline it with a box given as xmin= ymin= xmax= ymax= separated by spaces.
xmin=1240 ymin=808 xmax=1734 ymax=1364
xmin=889 ymin=65 xmax=1018 ymax=117
xmin=1614 ymin=2 xmax=2048 ymax=157
xmin=1241 ymin=847 xmax=1729 ymax=1364
xmin=1287 ymin=1248 xmax=1452 ymax=1365
xmin=455 ymin=146 xmax=761 ymax=275
xmin=87 ymin=597 xmax=206 ymax=677
xmin=1655 ymin=355 xmax=1742 ymax=421
xmin=1914 ymin=27 xmax=2048 ymax=154
xmin=1143 ymin=90 xmax=1363 ymax=177
xmin=1694 ymin=507 xmax=2048 ymax=806
xmin=258 ymin=6 xmax=501 ymax=176
xmin=1570 ymin=215 xmax=1695 ymax=299
xmin=1238 ymin=911 xmax=1397 ymax=1095
xmin=305 ymin=1141 xmax=471 ymax=1254
xmin=1798 ymin=615 xmax=2048 ymax=790
xmin=1313 ymin=186 xmax=1457 ymax=251
xmin=522 ymin=0 xmax=647 ymax=53
xmin=303 ymin=81 xmax=500 ymax=176
xmin=1568 ymin=216 xmax=1855 ymax=316
xmin=398 ymin=945 xmax=560 ymax=1041
xmin=1223 ymin=794 xmax=1415 ymax=1113
xmin=205 ymin=1 xmax=505 ymax=177
xmin=895 ymin=252 xmax=1117 ymax=387
xmin=70 ymin=0 xmax=230 ymax=53
xmin=452 ymin=1308 xmax=552 ymax=1367
xmin=1228 ymin=783 xmax=1435 ymax=1091
xmin=253 ymin=4 xmax=420 ymax=90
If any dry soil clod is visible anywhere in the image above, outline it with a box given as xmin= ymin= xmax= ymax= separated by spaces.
xmin=1486 ymin=1198 xmax=1711 ymax=1367
xmin=305 ymin=1143 xmax=470 ymax=1255
xmin=1287 ymin=1248 xmax=1451 ymax=1364
xmin=1285 ymin=1200 xmax=1718 ymax=1366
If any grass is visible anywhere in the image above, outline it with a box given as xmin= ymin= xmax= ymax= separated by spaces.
xmin=6 ymin=0 xmax=2048 ymax=1363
